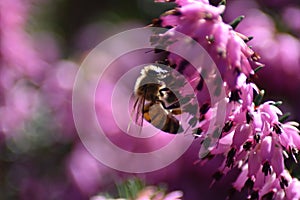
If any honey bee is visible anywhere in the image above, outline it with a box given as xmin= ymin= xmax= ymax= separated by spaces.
xmin=131 ymin=65 xmax=184 ymax=134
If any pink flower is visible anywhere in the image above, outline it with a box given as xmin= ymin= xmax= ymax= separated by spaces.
xmin=283 ymin=7 xmax=300 ymax=36
xmin=280 ymin=122 xmax=300 ymax=151
xmin=224 ymin=1 xmax=300 ymax=122
xmin=0 ymin=0 xmax=49 ymax=137
xmin=91 ymin=186 xmax=183 ymax=200
xmin=153 ymin=0 xmax=262 ymax=100
xmin=286 ymin=178 xmax=300 ymax=200
xmin=155 ymin=1 xmax=300 ymax=197
xmin=248 ymin=136 xmax=284 ymax=177
xmin=155 ymin=0 xmax=209 ymax=6
xmin=232 ymin=124 xmax=251 ymax=149
xmin=67 ymin=143 xmax=109 ymax=196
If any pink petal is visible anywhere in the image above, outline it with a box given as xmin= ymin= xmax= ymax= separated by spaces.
xmin=176 ymin=0 xmax=209 ymax=6
xmin=248 ymin=149 xmax=261 ymax=176
xmin=283 ymin=123 xmax=300 ymax=149
xmin=232 ymin=124 xmax=252 ymax=148
xmin=286 ymin=178 xmax=300 ymax=200
xmin=271 ymin=142 xmax=284 ymax=176
xmin=161 ymin=15 xmax=179 ymax=27
xmin=233 ymin=165 xmax=249 ymax=191
xmin=260 ymin=136 xmax=272 ymax=162
xmin=252 ymin=111 xmax=263 ymax=132
xmin=259 ymin=103 xmax=281 ymax=124
xmin=164 ymin=191 xmax=183 ymax=200
xmin=227 ymin=34 xmax=242 ymax=69
xmin=241 ymin=84 xmax=253 ymax=110
xmin=212 ymin=23 xmax=230 ymax=56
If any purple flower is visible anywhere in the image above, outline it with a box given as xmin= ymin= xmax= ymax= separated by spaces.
xmin=0 ymin=0 xmax=49 ymax=137
xmin=67 ymin=143 xmax=109 ymax=196
xmin=286 ymin=178 xmax=300 ymax=200
xmin=224 ymin=0 xmax=300 ymax=123
xmin=232 ymin=124 xmax=251 ymax=149
xmin=154 ymin=0 xmax=300 ymax=199
xmin=155 ymin=0 xmax=209 ymax=6
xmin=282 ymin=7 xmax=300 ymax=36
xmin=154 ymin=0 xmax=262 ymax=96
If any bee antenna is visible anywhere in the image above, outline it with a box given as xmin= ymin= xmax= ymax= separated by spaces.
xmin=193 ymin=159 xmax=201 ymax=165
xmin=127 ymin=123 xmax=131 ymax=133
xmin=209 ymin=179 xmax=216 ymax=189
xmin=183 ymin=125 xmax=191 ymax=136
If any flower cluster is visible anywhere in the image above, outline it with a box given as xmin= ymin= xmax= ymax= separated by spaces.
xmin=0 ymin=0 xmax=46 ymax=137
xmin=153 ymin=0 xmax=262 ymax=91
xmin=225 ymin=0 xmax=300 ymax=122
xmin=208 ymin=76 xmax=300 ymax=199
xmin=0 ymin=0 xmax=77 ymax=140
xmin=153 ymin=0 xmax=300 ymax=199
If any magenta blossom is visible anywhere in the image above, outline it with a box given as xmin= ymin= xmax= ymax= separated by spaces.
xmin=154 ymin=0 xmax=300 ymax=199
xmin=154 ymin=0 xmax=262 ymax=93
xmin=224 ymin=0 xmax=300 ymax=123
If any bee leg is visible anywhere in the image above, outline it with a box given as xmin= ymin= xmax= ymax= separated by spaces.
xmin=167 ymin=101 xmax=182 ymax=115
xmin=142 ymin=103 xmax=152 ymax=122
xmin=170 ymin=108 xmax=182 ymax=115
xmin=156 ymin=100 xmax=182 ymax=115
xmin=135 ymin=98 xmax=143 ymax=125
xmin=139 ymin=87 xmax=148 ymax=131
xmin=133 ymin=96 xmax=140 ymax=110
xmin=165 ymin=101 xmax=180 ymax=110
xmin=127 ymin=97 xmax=141 ymax=133
xmin=156 ymin=99 xmax=167 ymax=109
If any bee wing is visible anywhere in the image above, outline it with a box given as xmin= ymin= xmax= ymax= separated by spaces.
xmin=127 ymin=95 xmax=145 ymax=134
xmin=135 ymin=96 xmax=145 ymax=127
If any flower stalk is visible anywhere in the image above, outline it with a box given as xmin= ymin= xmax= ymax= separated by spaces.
xmin=153 ymin=0 xmax=300 ymax=199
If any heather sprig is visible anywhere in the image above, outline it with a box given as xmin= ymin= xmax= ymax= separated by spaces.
xmin=153 ymin=0 xmax=300 ymax=199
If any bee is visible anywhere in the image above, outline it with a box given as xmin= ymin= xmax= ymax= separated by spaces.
xmin=131 ymin=65 xmax=184 ymax=134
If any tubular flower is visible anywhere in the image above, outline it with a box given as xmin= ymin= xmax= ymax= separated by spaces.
xmin=201 ymin=78 xmax=300 ymax=199
xmin=152 ymin=0 xmax=262 ymax=92
xmin=153 ymin=0 xmax=300 ymax=199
